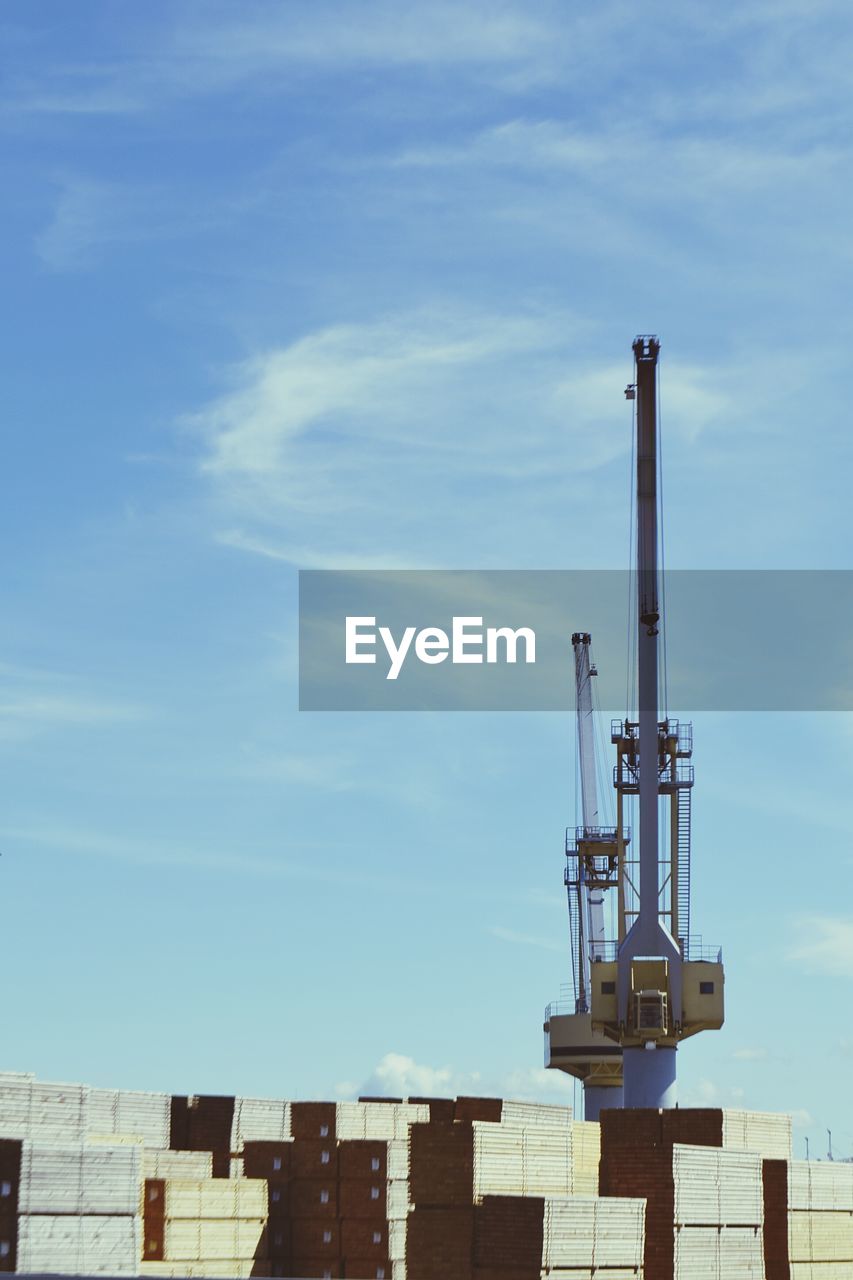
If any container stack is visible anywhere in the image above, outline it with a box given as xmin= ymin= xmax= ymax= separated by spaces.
xmin=473 ymin=1193 xmax=544 ymax=1280
xmin=672 ymin=1144 xmax=764 ymax=1278
xmin=0 ymin=1075 xmax=88 ymax=1146
xmin=140 ymin=1177 xmax=267 ymax=1278
xmin=570 ymin=1122 xmax=601 ymax=1197
xmin=541 ymin=1194 xmax=646 ymax=1278
xmin=0 ymin=1139 xmax=21 ymax=1272
xmin=87 ymin=1089 xmax=171 ymax=1150
xmin=786 ymin=1159 xmax=853 ymax=1278
xmin=600 ymin=1107 xmax=794 ymax=1280
xmin=170 ymin=1097 xmax=236 ymax=1179
xmin=15 ymin=1141 xmax=141 ymax=1275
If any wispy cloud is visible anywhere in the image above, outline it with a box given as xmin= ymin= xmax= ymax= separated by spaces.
xmin=790 ymin=916 xmax=853 ymax=977
xmin=4 ymin=2 xmax=563 ymax=118
xmin=186 ymin=304 xmax=741 ymax=568
xmin=489 ymin=925 xmax=563 ymax=954
xmin=0 ymin=666 xmax=149 ymax=741
xmin=34 ymin=175 xmax=220 ymax=272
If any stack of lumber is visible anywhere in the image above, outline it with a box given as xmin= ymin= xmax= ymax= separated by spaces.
xmin=786 ymin=1160 xmax=853 ymax=1279
xmin=15 ymin=1141 xmax=141 ymax=1275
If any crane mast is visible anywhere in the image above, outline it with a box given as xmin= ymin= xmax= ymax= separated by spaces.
xmin=571 ymin=632 xmax=608 ymax=1013
xmin=545 ymin=335 xmax=725 ymax=1113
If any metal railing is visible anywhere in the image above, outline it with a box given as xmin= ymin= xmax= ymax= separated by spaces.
xmin=565 ymin=825 xmax=631 ymax=853
xmin=556 ymin=937 xmax=723 ymax=964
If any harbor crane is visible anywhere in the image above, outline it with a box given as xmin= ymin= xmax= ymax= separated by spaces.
xmin=545 ymin=335 xmax=724 ymax=1111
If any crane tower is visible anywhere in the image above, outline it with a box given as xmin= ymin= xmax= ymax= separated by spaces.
xmin=545 ymin=335 xmax=725 ymax=1112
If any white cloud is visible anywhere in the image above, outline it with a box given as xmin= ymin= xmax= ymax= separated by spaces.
xmin=6 ymin=2 xmax=564 ymax=117
xmin=680 ymin=1077 xmax=745 ymax=1107
xmin=790 ymin=916 xmax=853 ymax=977
xmin=341 ymin=1051 xmax=574 ymax=1106
xmin=187 ymin=305 xmax=741 ymax=568
xmin=732 ymin=1047 xmax=769 ymax=1062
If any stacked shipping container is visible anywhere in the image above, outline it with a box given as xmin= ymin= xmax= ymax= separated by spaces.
xmin=4 ymin=1070 xmax=853 ymax=1279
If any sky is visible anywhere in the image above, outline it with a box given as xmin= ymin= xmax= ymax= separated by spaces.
xmin=2 ymin=0 xmax=853 ymax=1159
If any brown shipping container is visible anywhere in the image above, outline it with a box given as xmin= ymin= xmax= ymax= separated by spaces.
xmin=346 ymin=1257 xmax=392 ymax=1279
xmin=291 ymin=1102 xmax=337 ymax=1141
xmin=409 ymin=1120 xmax=474 ymax=1207
xmin=454 ymin=1097 xmax=503 ymax=1124
xmin=407 ymin=1206 xmax=474 ymax=1280
xmin=407 ymin=1097 xmax=455 ymax=1125
xmin=0 ymin=1142 xmax=21 ymax=1184
xmin=290 ymin=1258 xmax=342 ymax=1278
xmin=290 ymin=1177 xmax=339 ymax=1219
xmin=339 ymin=1140 xmax=388 ymax=1182
xmin=143 ymin=1178 xmax=165 ymax=1262
xmin=341 ymin=1218 xmax=390 ymax=1258
xmin=292 ymin=1218 xmax=341 ymax=1256
xmin=266 ymin=1219 xmax=292 ymax=1259
xmin=266 ymin=1177 xmax=291 ymax=1218
xmin=473 ymin=1271 xmax=543 ymax=1280
xmin=339 ymin=1178 xmax=387 ymax=1219
xmin=763 ymin=1157 xmax=790 ymax=1280
xmin=292 ymin=1139 xmax=339 ymax=1179
xmin=473 ymin=1194 xmax=544 ymax=1271
xmin=0 ymin=1156 xmax=17 ymax=1280
xmin=243 ymin=1141 xmax=293 ymax=1180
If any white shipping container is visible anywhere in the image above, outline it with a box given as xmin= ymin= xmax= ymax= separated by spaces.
xmin=675 ymin=1225 xmax=720 ymax=1280
xmin=388 ymin=1217 xmax=406 ymax=1261
xmin=337 ymin=1101 xmax=429 ymax=1141
xmin=386 ymin=1179 xmax=410 ymax=1221
xmin=0 ymin=1078 xmax=88 ymax=1143
xmin=718 ymin=1225 xmax=764 ymax=1278
xmin=592 ymin=1197 xmax=646 ymax=1268
xmin=571 ymin=1121 xmax=600 ymax=1196
xmin=789 ymin=1161 xmax=853 ymax=1212
xmin=789 ymin=1265 xmax=853 ymax=1280
xmin=87 ymin=1088 xmax=171 ymax=1148
xmin=542 ymin=1197 xmax=597 ymax=1269
xmin=164 ymin=1217 xmax=266 ymax=1262
xmin=722 ymin=1109 xmax=793 ymax=1161
xmin=19 ymin=1141 xmax=141 ymax=1215
xmin=543 ymin=1195 xmax=645 ymax=1272
xmin=140 ymin=1262 xmax=259 ymax=1279
xmin=158 ymin=1176 xmax=267 ymax=1220
xmin=473 ymin=1122 xmax=525 ymax=1196
xmin=144 ymin=1149 xmax=214 ymax=1180
xmin=501 ymin=1101 xmax=572 ymax=1129
xmin=16 ymin=1212 xmax=140 ymax=1276
xmin=230 ymin=1097 xmax=290 ymax=1150
xmin=789 ymin=1209 xmax=853 ymax=1262
xmin=673 ymin=1143 xmax=763 ymax=1227
xmin=523 ymin=1127 xmax=573 ymax=1196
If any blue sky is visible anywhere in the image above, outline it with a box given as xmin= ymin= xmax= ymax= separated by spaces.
xmin=3 ymin=0 xmax=853 ymax=1157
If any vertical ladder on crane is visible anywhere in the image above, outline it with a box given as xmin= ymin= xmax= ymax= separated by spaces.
xmin=676 ymin=785 xmax=691 ymax=953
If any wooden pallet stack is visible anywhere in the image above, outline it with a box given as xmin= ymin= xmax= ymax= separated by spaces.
xmin=786 ymin=1159 xmax=853 ymax=1279
xmin=600 ymin=1106 xmax=794 ymax=1280
xmin=15 ymin=1141 xmax=141 ymax=1275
